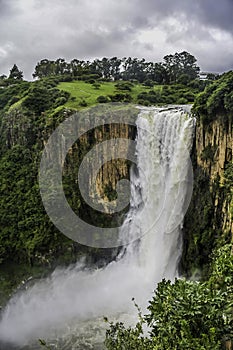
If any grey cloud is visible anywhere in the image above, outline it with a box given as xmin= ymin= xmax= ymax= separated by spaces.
xmin=0 ymin=0 xmax=15 ymax=17
xmin=0 ymin=0 xmax=232 ymax=79
xmin=130 ymin=0 xmax=233 ymax=34
xmin=197 ymin=0 xmax=233 ymax=34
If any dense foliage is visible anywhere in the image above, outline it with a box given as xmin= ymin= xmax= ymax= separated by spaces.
xmin=193 ymin=71 xmax=233 ymax=123
xmin=31 ymin=51 xmax=200 ymax=84
xmin=0 ymin=81 xmax=74 ymax=267
xmin=105 ymin=244 xmax=233 ymax=349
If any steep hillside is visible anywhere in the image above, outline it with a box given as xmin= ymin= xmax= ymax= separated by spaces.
xmin=181 ymin=71 xmax=233 ymax=277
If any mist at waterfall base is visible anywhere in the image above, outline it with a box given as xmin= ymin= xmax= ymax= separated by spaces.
xmin=0 ymin=107 xmax=195 ymax=349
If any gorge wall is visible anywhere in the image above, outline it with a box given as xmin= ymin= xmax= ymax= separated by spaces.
xmin=181 ymin=114 xmax=232 ymax=277
xmin=196 ymin=117 xmax=232 ymax=233
xmin=0 ymin=105 xmax=137 ymax=266
xmin=68 ymin=106 xmax=232 ymax=277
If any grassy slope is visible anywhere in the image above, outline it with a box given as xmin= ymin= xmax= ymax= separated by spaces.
xmin=58 ymin=80 xmax=162 ymax=109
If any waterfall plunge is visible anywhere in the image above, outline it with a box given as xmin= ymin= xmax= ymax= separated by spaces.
xmin=0 ymin=107 xmax=195 ymax=348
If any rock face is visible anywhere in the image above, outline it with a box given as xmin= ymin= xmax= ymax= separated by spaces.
xmin=195 ymin=116 xmax=233 ymax=233
xmin=88 ymin=123 xmax=133 ymax=213
xmin=196 ymin=118 xmax=232 ymax=181
xmin=181 ymin=114 xmax=232 ymax=276
xmin=62 ymin=106 xmax=137 ymax=232
xmin=73 ymin=108 xmax=232 ymax=269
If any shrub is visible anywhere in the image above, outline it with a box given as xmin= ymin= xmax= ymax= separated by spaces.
xmin=59 ymin=75 xmax=73 ymax=82
xmin=137 ymin=92 xmax=148 ymax=100
xmin=109 ymin=93 xmax=132 ymax=102
xmin=92 ymin=82 xmax=101 ymax=89
xmin=183 ymin=91 xmax=196 ymax=102
xmin=177 ymin=73 xmax=191 ymax=85
xmin=160 ymin=94 xmax=176 ymax=104
xmin=80 ymin=74 xmax=101 ymax=81
xmin=9 ymin=96 xmax=20 ymax=105
xmin=85 ymin=79 xmax=96 ymax=84
xmin=177 ymin=97 xmax=188 ymax=104
xmin=115 ymin=81 xmax=133 ymax=91
xmin=105 ymin=244 xmax=233 ymax=350
xmin=79 ymin=99 xmax=88 ymax=107
xmin=224 ymin=91 xmax=233 ymax=112
xmin=97 ymin=95 xmax=109 ymax=103
xmin=137 ymin=99 xmax=150 ymax=106
xmin=54 ymin=96 xmax=67 ymax=107
xmin=201 ymin=144 xmax=217 ymax=162
xmin=143 ymin=79 xmax=154 ymax=87
xmin=147 ymin=90 xmax=162 ymax=103
xmin=193 ymin=71 xmax=233 ymax=121
xmin=162 ymin=85 xmax=170 ymax=94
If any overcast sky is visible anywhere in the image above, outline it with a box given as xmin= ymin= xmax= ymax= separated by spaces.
xmin=0 ymin=0 xmax=233 ymax=80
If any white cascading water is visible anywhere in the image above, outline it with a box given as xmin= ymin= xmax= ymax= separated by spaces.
xmin=0 ymin=107 xmax=195 ymax=349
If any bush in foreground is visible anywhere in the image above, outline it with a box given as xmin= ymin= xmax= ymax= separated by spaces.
xmin=105 ymin=244 xmax=233 ymax=350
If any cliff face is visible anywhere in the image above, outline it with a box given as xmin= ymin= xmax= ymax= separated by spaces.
xmin=72 ymin=108 xmax=232 ymax=267
xmin=195 ymin=117 xmax=233 ymax=233
xmin=181 ymin=114 xmax=233 ymax=276
xmin=61 ymin=107 xmax=137 ymax=236
xmin=88 ymin=122 xmax=133 ymax=213
xmin=196 ymin=119 xmax=232 ymax=181
xmin=0 ymin=104 xmax=137 ymax=266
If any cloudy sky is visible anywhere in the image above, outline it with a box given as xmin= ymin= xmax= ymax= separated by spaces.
xmin=0 ymin=0 xmax=233 ymax=80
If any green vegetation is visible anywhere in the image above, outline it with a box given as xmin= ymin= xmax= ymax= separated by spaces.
xmin=224 ymin=163 xmax=233 ymax=219
xmin=58 ymin=80 xmax=116 ymax=108
xmin=8 ymin=64 xmax=24 ymax=81
xmin=193 ymin=71 xmax=233 ymax=123
xmin=32 ymin=52 xmax=200 ymax=84
xmin=56 ymin=79 xmax=201 ymax=109
xmin=0 ymin=56 xmax=232 ymax=346
xmin=201 ymin=144 xmax=217 ymax=162
xmin=105 ymin=244 xmax=233 ymax=349
xmin=0 ymin=263 xmax=51 ymax=307
xmin=180 ymin=71 xmax=233 ymax=279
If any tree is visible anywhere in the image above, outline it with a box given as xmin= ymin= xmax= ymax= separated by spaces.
xmin=33 ymin=59 xmax=56 ymax=78
xmin=163 ymin=51 xmax=200 ymax=84
xmin=110 ymin=57 xmax=122 ymax=80
xmin=54 ymin=58 xmax=69 ymax=75
xmin=105 ymin=244 xmax=233 ymax=350
xmin=146 ymin=62 xmax=167 ymax=84
xmin=0 ymin=74 xmax=7 ymax=87
xmin=8 ymin=64 xmax=23 ymax=81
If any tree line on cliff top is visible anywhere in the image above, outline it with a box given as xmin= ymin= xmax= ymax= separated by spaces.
xmin=1 ymin=51 xmax=205 ymax=85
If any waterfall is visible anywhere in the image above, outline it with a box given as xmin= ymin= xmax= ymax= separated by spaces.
xmin=0 ymin=106 xmax=195 ymax=349
xmin=120 ymin=107 xmax=195 ymax=278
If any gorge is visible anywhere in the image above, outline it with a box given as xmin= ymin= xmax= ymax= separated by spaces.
xmin=0 ymin=106 xmax=195 ymax=349
xmin=0 ymin=71 xmax=232 ymax=349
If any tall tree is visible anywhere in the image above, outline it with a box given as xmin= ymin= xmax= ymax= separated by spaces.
xmin=8 ymin=64 xmax=23 ymax=81
xmin=163 ymin=51 xmax=200 ymax=83
xmin=110 ymin=57 xmax=122 ymax=80
xmin=33 ymin=59 xmax=55 ymax=78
